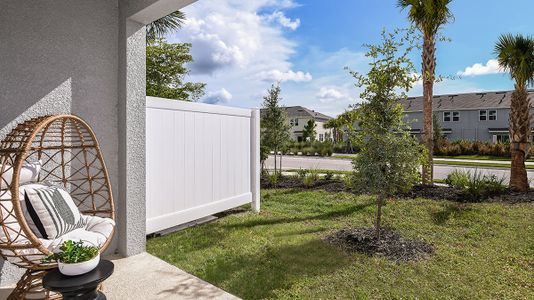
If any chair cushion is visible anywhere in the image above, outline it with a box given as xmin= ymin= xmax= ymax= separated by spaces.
xmin=0 ymin=160 xmax=41 ymax=190
xmin=24 ymin=185 xmax=84 ymax=239
xmin=1 ymin=214 xmax=115 ymax=264
xmin=0 ymin=183 xmax=49 ymax=242
xmin=44 ymin=215 xmax=115 ymax=251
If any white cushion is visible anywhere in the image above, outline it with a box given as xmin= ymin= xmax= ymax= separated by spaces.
xmin=1 ymin=214 xmax=115 ymax=263
xmin=45 ymin=215 xmax=115 ymax=252
xmin=0 ymin=160 xmax=41 ymax=190
xmin=24 ymin=185 xmax=84 ymax=239
xmin=0 ymin=183 xmax=49 ymax=243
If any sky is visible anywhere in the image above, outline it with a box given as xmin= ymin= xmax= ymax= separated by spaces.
xmin=167 ymin=0 xmax=534 ymax=117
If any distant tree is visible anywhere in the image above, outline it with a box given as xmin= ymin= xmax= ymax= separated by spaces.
xmin=398 ymin=0 xmax=454 ymax=185
xmin=325 ymin=110 xmax=359 ymax=152
xmin=349 ymin=28 xmax=425 ymax=239
xmin=261 ymin=84 xmax=291 ymax=176
xmin=495 ymin=33 xmax=534 ymax=192
xmin=302 ymin=119 xmax=317 ymax=142
xmin=146 ymin=39 xmax=206 ymax=101
xmin=146 ymin=11 xmax=186 ymax=44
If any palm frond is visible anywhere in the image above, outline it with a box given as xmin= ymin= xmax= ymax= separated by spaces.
xmin=146 ymin=11 xmax=186 ymax=43
xmin=398 ymin=0 xmax=453 ymax=36
xmin=495 ymin=33 xmax=534 ymax=88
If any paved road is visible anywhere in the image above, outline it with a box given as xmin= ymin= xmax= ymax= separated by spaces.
xmin=266 ymin=155 xmax=534 ymax=187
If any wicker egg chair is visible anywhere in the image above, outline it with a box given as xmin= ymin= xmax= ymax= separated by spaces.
xmin=0 ymin=115 xmax=115 ymax=299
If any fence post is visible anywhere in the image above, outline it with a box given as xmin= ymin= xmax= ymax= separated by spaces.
xmin=251 ymin=108 xmax=261 ymax=212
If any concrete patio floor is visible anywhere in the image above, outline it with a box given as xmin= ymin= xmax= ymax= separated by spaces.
xmin=0 ymin=252 xmax=240 ymax=300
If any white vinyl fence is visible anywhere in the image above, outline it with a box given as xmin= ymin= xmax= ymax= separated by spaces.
xmin=146 ymin=97 xmax=260 ymax=234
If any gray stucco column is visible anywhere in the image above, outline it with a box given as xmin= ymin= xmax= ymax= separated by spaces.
xmin=117 ymin=18 xmax=147 ymax=256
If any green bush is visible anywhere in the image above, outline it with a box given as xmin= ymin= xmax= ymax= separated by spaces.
xmin=435 ymin=139 xmax=534 ymax=158
xmin=445 ymin=169 xmax=507 ymax=201
xmin=285 ymin=141 xmax=334 ymax=157
xmin=302 ymin=169 xmax=320 ymax=187
xmin=296 ymin=168 xmax=308 ymax=179
xmin=445 ymin=169 xmax=470 ymax=189
xmin=324 ymin=171 xmax=334 ymax=181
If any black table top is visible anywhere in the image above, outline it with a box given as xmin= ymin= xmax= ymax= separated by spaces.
xmin=43 ymin=260 xmax=114 ymax=292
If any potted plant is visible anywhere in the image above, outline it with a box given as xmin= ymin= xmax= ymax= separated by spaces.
xmin=43 ymin=240 xmax=100 ymax=276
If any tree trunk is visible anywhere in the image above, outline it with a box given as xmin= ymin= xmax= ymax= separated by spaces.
xmin=274 ymin=150 xmax=277 ymax=174
xmin=509 ymin=87 xmax=531 ymax=192
xmin=375 ymin=193 xmax=384 ymax=240
xmin=421 ymin=34 xmax=436 ymax=185
xmin=280 ymin=152 xmax=283 ymax=173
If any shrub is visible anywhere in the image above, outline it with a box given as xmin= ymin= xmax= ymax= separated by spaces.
xmin=302 ymin=169 xmax=319 ymax=187
xmin=433 ymin=139 xmax=530 ymax=158
xmin=267 ymin=172 xmax=280 ymax=187
xmin=445 ymin=169 xmax=470 ymax=189
xmin=324 ymin=171 xmax=334 ymax=181
xmin=296 ymin=168 xmax=308 ymax=179
xmin=445 ymin=169 xmax=507 ymax=201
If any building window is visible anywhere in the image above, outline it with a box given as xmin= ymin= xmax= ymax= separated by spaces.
xmin=479 ymin=110 xmax=487 ymax=121
xmin=493 ymin=134 xmax=509 ymax=143
xmin=443 ymin=112 xmax=451 ymax=122
xmin=289 ymin=119 xmax=294 ymax=126
xmin=480 ymin=110 xmax=497 ymax=121
xmin=294 ymin=118 xmax=299 ymax=126
xmin=452 ymin=111 xmax=460 ymax=122
xmin=319 ymin=134 xmax=324 ymax=142
xmin=488 ymin=110 xmax=497 ymax=121
xmin=444 ymin=111 xmax=460 ymax=122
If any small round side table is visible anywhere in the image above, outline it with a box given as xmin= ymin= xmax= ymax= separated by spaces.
xmin=43 ymin=260 xmax=114 ymax=300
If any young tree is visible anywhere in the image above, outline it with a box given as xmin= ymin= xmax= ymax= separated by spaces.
xmin=146 ymin=39 xmax=206 ymax=101
xmin=302 ymin=119 xmax=317 ymax=142
xmin=349 ymin=28 xmax=425 ymax=239
xmin=261 ymin=84 xmax=291 ymax=175
xmin=398 ymin=0 xmax=454 ymax=185
xmin=495 ymin=34 xmax=534 ymax=192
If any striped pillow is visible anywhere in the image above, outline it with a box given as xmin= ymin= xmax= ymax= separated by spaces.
xmin=24 ymin=186 xmax=83 ymax=239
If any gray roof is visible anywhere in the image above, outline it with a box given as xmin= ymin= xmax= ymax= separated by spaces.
xmin=261 ymin=106 xmax=333 ymax=121
xmin=284 ymin=106 xmax=333 ymax=121
xmin=400 ymin=90 xmax=534 ymax=112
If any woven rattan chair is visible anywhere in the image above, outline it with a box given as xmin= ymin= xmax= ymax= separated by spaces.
xmin=0 ymin=115 xmax=115 ymax=299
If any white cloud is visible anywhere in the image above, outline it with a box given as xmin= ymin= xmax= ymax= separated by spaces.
xmin=316 ymin=87 xmax=344 ymax=103
xmin=203 ymin=88 xmax=233 ymax=104
xmin=457 ymin=59 xmax=505 ymax=77
xmin=264 ymin=11 xmax=300 ymax=30
xmin=170 ymin=0 xmax=298 ymax=75
xmin=257 ymin=69 xmax=312 ymax=82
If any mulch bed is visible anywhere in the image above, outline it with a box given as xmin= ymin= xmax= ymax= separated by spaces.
xmin=262 ymin=176 xmax=533 ymax=204
xmin=324 ymin=227 xmax=435 ymax=262
xmin=401 ymin=184 xmax=534 ymax=204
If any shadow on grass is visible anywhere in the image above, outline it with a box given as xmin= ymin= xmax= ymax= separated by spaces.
xmin=224 ymin=201 xmax=373 ymax=229
xmin=200 ymin=239 xmax=349 ymax=300
xmin=431 ymin=203 xmax=472 ymax=225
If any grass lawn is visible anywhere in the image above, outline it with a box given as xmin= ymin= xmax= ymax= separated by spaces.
xmin=435 ymin=154 xmax=534 ymax=162
xmin=147 ymin=190 xmax=534 ymax=299
xmin=434 ymin=160 xmax=534 ymax=169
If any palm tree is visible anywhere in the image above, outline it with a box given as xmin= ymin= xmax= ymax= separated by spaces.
xmin=146 ymin=11 xmax=186 ymax=44
xmin=398 ymin=0 xmax=453 ymax=185
xmin=495 ymin=34 xmax=534 ymax=192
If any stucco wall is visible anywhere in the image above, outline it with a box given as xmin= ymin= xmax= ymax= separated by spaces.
xmin=0 ymin=0 xmax=120 ymax=286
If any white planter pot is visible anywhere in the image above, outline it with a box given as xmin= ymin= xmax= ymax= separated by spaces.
xmin=58 ymin=254 xmax=100 ymax=276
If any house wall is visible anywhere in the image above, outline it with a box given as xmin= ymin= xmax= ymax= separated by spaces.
xmin=289 ymin=118 xmax=333 ymax=141
xmin=405 ymin=108 xmax=534 ymax=142
xmin=0 ymin=0 xmax=195 ymax=287
xmin=0 ymin=0 xmax=120 ymax=286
